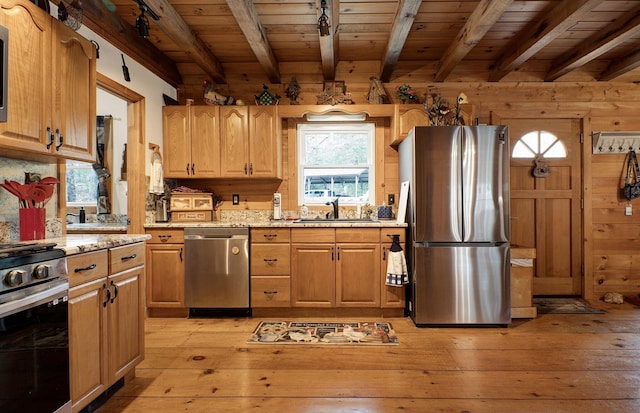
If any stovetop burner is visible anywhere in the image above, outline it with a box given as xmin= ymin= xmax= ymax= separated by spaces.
xmin=0 ymin=242 xmax=65 ymax=271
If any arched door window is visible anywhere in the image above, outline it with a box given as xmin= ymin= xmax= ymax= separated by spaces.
xmin=512 ymin=130 xmax=567 ymax=158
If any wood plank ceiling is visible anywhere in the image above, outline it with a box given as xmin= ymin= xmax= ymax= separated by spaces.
xmin=75 ymin=0 xmax=640 ymax=88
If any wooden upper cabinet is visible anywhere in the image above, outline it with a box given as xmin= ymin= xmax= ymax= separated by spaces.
xmin=220 ymin=106 xmax=249 ymax=177
xmin=163 ymin=105 xmax=220 ymax=178
xmin=220 ymin=105 xmax=281 ymax=178
xmin=249 ymin=106 xmax=281 ymax=178
xmin=0 ymin=1 xmax=51 ymax=154
xmin=51 ymin=21 xmax=96 ymax=161
xmin=0 ymin=1 xmax=95 ymax=161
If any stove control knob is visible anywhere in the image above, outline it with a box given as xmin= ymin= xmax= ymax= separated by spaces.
xmin=4 ymin=270 xmax=25 ymax=287
xmin=33 ymin=264 xmax=50 ymax=280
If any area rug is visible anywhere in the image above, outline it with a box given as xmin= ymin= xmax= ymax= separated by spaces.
xmin=247 ymin=321 xmax=399 ymax=345
xmin=533 ymin=298 xmax=605 ymax=314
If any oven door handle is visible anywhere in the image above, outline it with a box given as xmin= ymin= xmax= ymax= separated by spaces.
xmin=0 ymin=279 xmax=68 ymax=318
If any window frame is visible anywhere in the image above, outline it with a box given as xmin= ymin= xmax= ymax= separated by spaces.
xmin=65 ymin=160 xmax=98 ymax=208
xmin=297 ymin=122 xmax=376 ymax=206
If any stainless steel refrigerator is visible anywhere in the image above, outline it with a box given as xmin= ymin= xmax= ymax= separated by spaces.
xmin=399 ymin=125 xmax=510 ymax=326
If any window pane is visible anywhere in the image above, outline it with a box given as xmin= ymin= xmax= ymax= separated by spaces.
xmin=298 ymin=123 xmax=374 ymax=205
xmin=66 ymin=161 xmax=98 ymax=205
xmin=302 ymin=167 xmax=369 ymax=204
xmin=303 ymin=133 xmax=368 ymax=165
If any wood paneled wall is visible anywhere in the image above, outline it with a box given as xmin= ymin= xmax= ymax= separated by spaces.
xmin=173 ymin=62 xmax=640 ymax=300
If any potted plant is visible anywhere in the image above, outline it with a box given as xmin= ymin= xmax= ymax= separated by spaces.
xmin=395 ymin=84 xmax=419 ymax=104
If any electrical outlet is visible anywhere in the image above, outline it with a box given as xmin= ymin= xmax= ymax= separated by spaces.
xmin=388 ymin=194 xmax=395 ymax=205
xmin=232 ymin=194 xmax=240 ymax=205
xmin=625 ymin=204 xmax=633 ymax=216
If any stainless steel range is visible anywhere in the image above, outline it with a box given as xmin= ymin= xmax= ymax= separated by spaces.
xmin=0 ymin=242 xmax=71 ymax=413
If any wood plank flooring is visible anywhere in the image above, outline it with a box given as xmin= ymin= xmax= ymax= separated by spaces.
xmin=97 ymin=300 xmax=640 ymax=412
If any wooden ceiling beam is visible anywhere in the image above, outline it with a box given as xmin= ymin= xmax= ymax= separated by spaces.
xmin=58 ymin=0 xmax=183 ymax=87
xmin=317 ymin=0 xmax=338 ymax=80
xmin=434 ymin=0 xmax=513 ymax=82
xmin=379 ymin=0 xmax=421 ymax=82
xmin=488 ymin=0 xmax=604 ymax=82
xmin=143 ymin=0 xmax=226 ymax=84
xmin=546 ymin=6 xmax=640 ymax=81
xmin=600 ymin=49 xmax=640 ymax=81
xmin=226 ymin=0 xmax=280 ymax=84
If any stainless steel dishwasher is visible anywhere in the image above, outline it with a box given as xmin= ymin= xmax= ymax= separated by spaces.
xmin=184 ymin=227 xmax=250 ymax=316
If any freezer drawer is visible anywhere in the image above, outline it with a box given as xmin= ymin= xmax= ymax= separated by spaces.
xmin=410 ymin=244 xmax=510 ymax=325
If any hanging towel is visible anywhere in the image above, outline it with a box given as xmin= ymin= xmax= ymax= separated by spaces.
xmin=149 ymin=152 xmax=164 ymax=194
xmin=386 ymin=235 xmax=408 ymax=286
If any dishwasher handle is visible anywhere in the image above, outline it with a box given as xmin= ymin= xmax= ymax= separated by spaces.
xmin=185 ymin=234 xmax=248 ymax=240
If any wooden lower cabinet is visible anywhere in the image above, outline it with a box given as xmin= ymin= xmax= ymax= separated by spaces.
xmin=145 ymin=229 xmax=185 ymax=311
xmin=250 ymin=228 xmax=291 ymax=308
xmin=291 ymin=228 xmax=384 ymax=308
xmin=68 ymin=243 xmax=145 ymax=413
xmin=381 ymin=228 xmax=407 ymax=308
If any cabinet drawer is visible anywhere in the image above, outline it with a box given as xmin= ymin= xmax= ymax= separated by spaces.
xmin=381 ymin=227 xmax=406 ymax=243
xmin=251 ymin=228 xmax=290 ymax=243
xmin=251 ymin=244 xmax=290 ymax=275
xmin=67 ymin=250 xmax=109 ymax=288
xmin=291 ymin=228 xmax=335 ymax=243
xmin=251 ymin=276 xmax=291 ymax=307
xmin=110 ymin=242 xmax=145 ymax=274
xmin=170 ymin=193 xmax=213 ymax=211
xmin=146 ymin=229 xmax=184 ymax=244
xmin=336 ymin=228 xmax=380 ymax=243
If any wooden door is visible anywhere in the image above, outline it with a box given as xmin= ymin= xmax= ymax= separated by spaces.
xmin=220 ymin=106 xmax=249 ymax=177
xmin=501 ymin=118 xmax=583 ymax=295
xmin=51 ymin=21 xmax=96 ymax=162
xmin=249 ymin=105 xmax=280 ymax=178
xmin=69 ymin=278 xmax=108 ymax=412
xmin=336 ymin=243 xmax=381 ymax=307
xmin=163 ymin=106 xmax=191 ymax=177
xmin=190 ymin=105 xmax=221 ymax=177
xmin=107 ymin=266 xmax=143 ymax=382
xmin=291 ymin=244 xmax=335 ymax=307
xmin=0 ymin=1 xmax=51 ymax=154
xmin=146 ymin=244 xmax=185 ymax=308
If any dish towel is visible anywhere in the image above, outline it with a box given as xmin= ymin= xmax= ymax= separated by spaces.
xmin=149 ymin=153 xmax=164 ymax=194
xmin=386 ymin=235 xmax=408 ymax=286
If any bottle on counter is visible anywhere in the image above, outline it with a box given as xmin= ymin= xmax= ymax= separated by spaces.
xmin=79 ymin=207 xmax=86 ymax=223
xmin=300 ymin=204 xmax=309 ymax=218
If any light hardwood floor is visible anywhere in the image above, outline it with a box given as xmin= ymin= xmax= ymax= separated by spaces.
xmin=97 ymin=301 xmax=640 ymax=413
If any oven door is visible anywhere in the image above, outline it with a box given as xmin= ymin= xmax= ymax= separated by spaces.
xmin=0 ymin=279 xmax=71 ymax=413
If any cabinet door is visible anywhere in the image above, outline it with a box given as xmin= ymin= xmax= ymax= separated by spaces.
xmin=336 ymin=243 xmax=381 ymax=307
xmin=51 ymin=21 xmax=96 ymax=161
xmin=220 ymin=106 xmax=249 ymax=177
xmin=163 ymin=106 xmax=191 ymax=177
xmin=398 ymin=106 xmax=429 ymax=138
xmin=291 ymin=244 xmax=335 ymax=307
xmin=0 ymin=1 xmax=51 ymax=153
xmin=69 ymin=278 xmax=108 ymax=412
xmin=190 ymin=105 xmax=221 ymax=177
xmin=146 ymin=244 xmax=185 ymax=308
xmin=381 ymin=243 xmax=406 ymax=308
xmin=249 ymin=106 xmax=280 ymax=178
xmin=108 ymin=266 xmax=144 ymax=382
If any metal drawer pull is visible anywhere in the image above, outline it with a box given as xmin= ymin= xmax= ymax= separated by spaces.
xmin=74 ymin=263 xmax=97 ymax=273
xmin=121 ymin=254 xmax=137 ymax=261
xmin=158 ymin=235 xmax=172 ymax=242
xmin=110 ymin=280 xmax=119 ymax=303
xmin=263 ymin=258 xmax=278 ymax=263
xmin=263 ymin=234 xmax=277 ymax=240
xmin=263 ymin=291 xmax=278 ymax=295
xmin=103 ymin=283 xmax=110 ymax=307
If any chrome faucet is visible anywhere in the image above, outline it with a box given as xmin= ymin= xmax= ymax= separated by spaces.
xmin=326 ymin=197 xmax=339 ymax=219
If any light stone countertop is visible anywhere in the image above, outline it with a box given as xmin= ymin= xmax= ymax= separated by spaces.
xmin=145 ymin=219 xmax=406 ymax=229
xmin=67 ymin=223 xmax=128 ymax=233
xmin=33 ymin=234 xmax=150 ymax=255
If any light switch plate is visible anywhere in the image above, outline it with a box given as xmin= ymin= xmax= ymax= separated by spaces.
xmin=232 ymin=194 xmax=240 ymax=205
xmin=625 ymin=204 xmax=632 ymax=216
xmin=388 ymin=194 xmax=395 ymax=205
